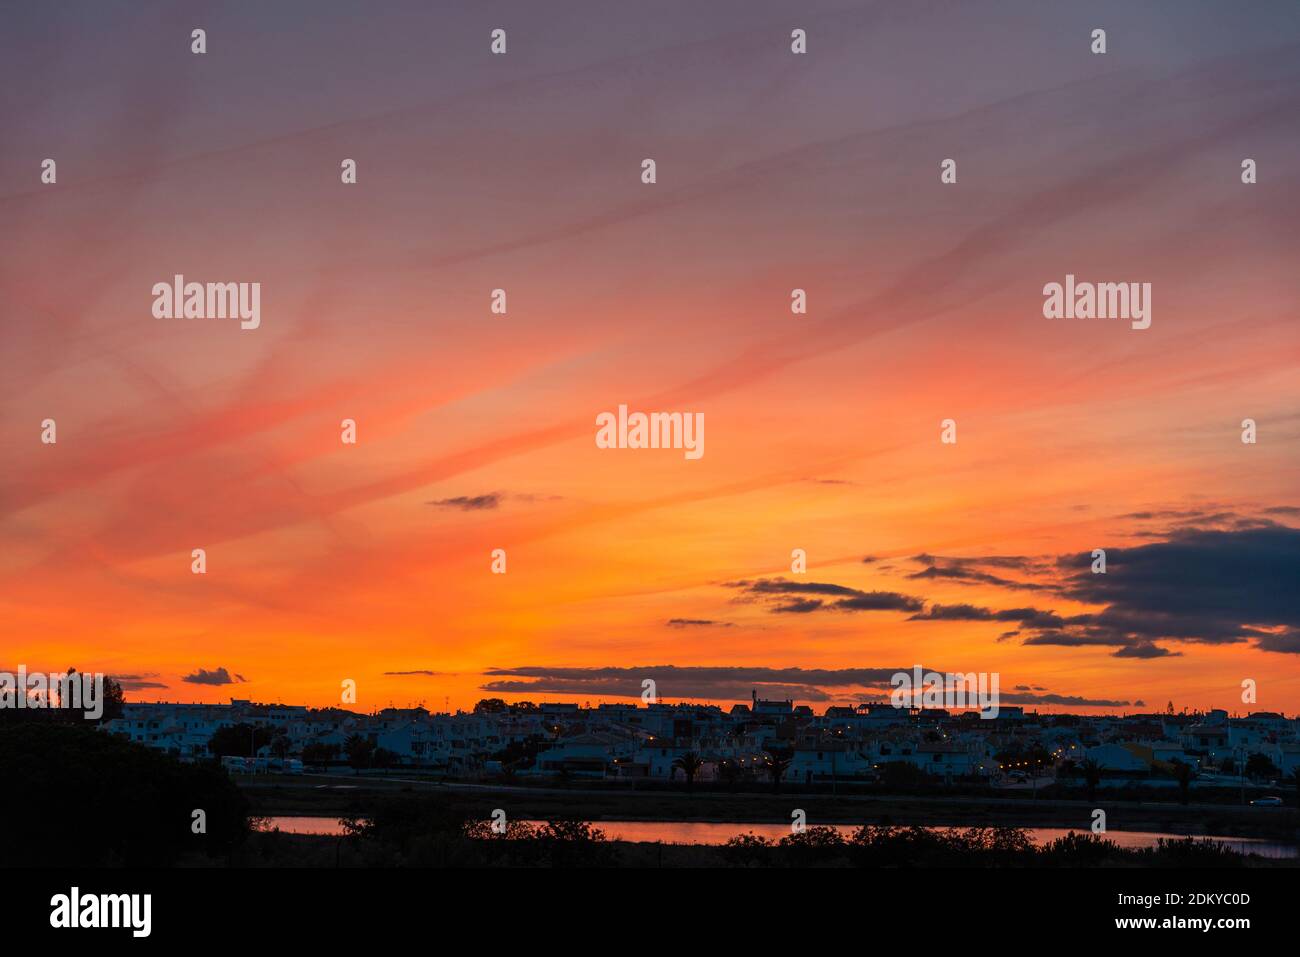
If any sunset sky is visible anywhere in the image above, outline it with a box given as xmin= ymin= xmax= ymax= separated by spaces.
xmin=2 ymin=0 xmax=1297 ymax=715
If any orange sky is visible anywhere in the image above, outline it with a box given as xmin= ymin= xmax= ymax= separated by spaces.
xmin=1 ymin=0 xmax=1298 ymax=714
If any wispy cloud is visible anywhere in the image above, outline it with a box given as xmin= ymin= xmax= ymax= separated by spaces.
xmin=108 ymin=673 xmax=168 ymax=691
xmin=181 ymin=667 xmax=244 ymax=686
xmin=426 ymin=493 xmax=502 ymax=511
xmin=481 ymin=665 xmax=1135 ymax=709
xmin=725 ymin=578 xmax=924 ymax=615
xmin=482 ymin=665 xmax=922 ymax=702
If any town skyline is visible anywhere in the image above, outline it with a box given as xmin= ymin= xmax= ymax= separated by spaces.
xmin=95 ymin=688 xmax=1300 ymax=803
xmin=81 ymin=681 xmax=1296 ymax=720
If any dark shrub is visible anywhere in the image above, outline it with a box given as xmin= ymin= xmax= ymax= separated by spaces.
xmin=0 ymin=722 xmax=249 ymax=866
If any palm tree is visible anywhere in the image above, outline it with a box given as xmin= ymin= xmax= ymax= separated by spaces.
xmin=344 ymin=733 xmax=374 ymax=771
xmin=672 ymin=752 xmax=705 ymax=793
xmin=1080 ymin=758 xmax=1102 ymax=803
xmin=763 ymin=748 xmax=792 ymax=794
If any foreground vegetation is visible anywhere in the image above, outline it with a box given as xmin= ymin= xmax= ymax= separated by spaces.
xmin=0 ymin=723 xmax=250 ymax=866
xmin=712 ymin=825 xmax=1260 ymax=868
xmin=237 ymin=803 xmax=1290 ymax=867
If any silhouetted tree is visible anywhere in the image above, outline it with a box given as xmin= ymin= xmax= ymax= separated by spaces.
xmin=672 ymin=751 xmax=704 ymax=792
xmin=717 ymin=758 xmax=745 ymax=791
xmin=879 ymin=760 xmax=931 ymax=789
xmin=1170 ymin=758 xmax=1193 ymax=805
xmin=4 ymin=669 xmax=125 ymax=725
xmin=1080 ymin=758 xmax=1103 ymax=803
xmin=301 ymin=742 xmax=337 ymax=766
xmin=99 ymin=676 xmax=126 ymax=723
xmin=209 ymin=723 xmax=276 ymax=759
xmin=1245 ymin=753 xmax=1279 ymax=781
xmin=763 ymin=748 xmax=792 ymax=794
xmin=345 ymin=733 xmax=375 ymax=769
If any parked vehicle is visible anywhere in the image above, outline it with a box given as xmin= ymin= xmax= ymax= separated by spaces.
xmin=1250 ymin=795 xmax=1283 ymax=807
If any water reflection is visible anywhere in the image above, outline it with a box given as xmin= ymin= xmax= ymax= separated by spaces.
xmin=258 ymin=816 xmax=1298 ymax=858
